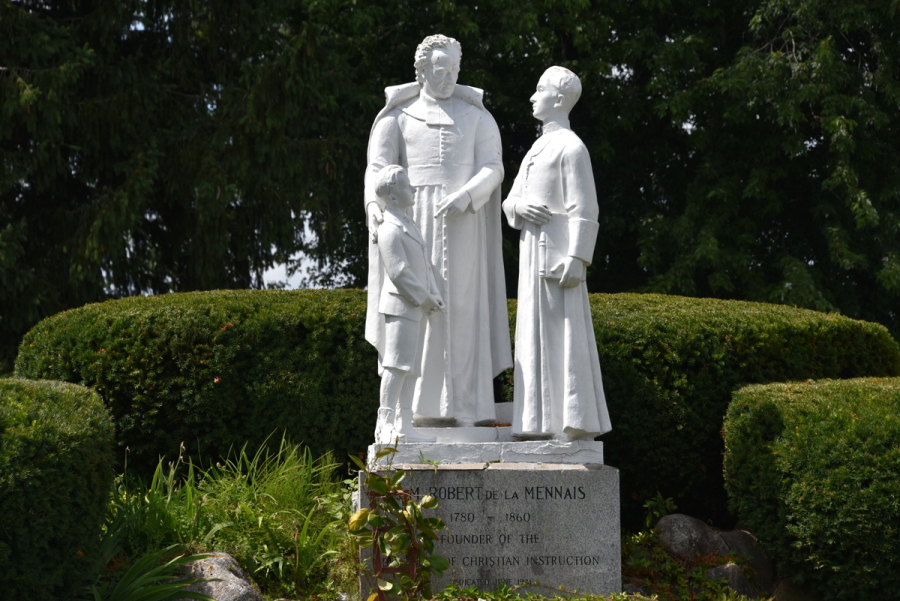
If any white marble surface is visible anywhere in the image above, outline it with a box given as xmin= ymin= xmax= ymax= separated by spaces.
xmin=419 ymin=426 xmax=514 ymax=443
xmin=369 ymin=166 xmax=444 ymax=444
xmin=367 ymin=439 xmax=603 ymax=467
xmin=365 ymin=34 xmax=512 ymax=430
xmin=411 ymin=401 xmax=514 ymax=442
xmin=502 ymin=66 xmax=611 ymax=441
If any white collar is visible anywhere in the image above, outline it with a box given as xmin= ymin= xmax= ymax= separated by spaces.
xmin=541 ymin=120 xmax=570 ymax=135
xmin=402 ymin=92 xmax=473 ymax=125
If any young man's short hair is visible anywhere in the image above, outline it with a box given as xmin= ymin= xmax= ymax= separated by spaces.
xmin=543 ymin=66 xmax=582 ymax=111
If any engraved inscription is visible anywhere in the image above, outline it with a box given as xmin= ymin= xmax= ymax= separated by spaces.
xmin=390 ymin=468 xmax=620 ymax=596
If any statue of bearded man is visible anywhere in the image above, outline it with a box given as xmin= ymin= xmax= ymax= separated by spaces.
xmin=364 ymin=34 xmax=512 ymax=428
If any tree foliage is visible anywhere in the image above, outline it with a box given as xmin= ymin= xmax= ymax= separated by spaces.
xmin=2 ymin=0 xmax=899 ymax=369
xmin=0 ymin=0 xmax=382 ymax=367
xmin=642 ymin=0 xmax=900 ymax=332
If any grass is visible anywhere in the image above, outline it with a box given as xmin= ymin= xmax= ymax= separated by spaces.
xmin=93 ymin=435 xmax=350 ymax=600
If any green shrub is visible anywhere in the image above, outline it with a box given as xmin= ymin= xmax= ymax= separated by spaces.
xmin=587 ymin=294 xmax=899 ymax=528
xmin=723 ymin=378 xmax=900 ymax=600
xmin=0 ymin=378 xmax=115 ymax=600
xmin=15 ymin=290 xmax=378 ymax=475
xmin=15 ymin=291 xmax=900 ymax=529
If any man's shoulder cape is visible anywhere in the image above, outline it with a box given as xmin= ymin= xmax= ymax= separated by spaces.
xmin=367 ymin=83 xmax=487 ymax=141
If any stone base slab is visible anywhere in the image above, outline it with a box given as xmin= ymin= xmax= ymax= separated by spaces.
xmin=420 ymin=425 xmax=514 ymax=443
xmin=367 ymin=439 xmax=604 ymax=467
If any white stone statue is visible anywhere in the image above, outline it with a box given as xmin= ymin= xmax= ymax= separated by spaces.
xmin=502 ymin=66 xmax=612 ymax=441
xmin=369 ymin=165 xmax=444 ymax=443
xmin=365 ymin=34 xmax=512 ymax=428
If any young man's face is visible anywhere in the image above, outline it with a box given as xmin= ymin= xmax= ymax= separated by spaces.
xmin=392 ymin=172 xmax=415 ymax=209
xmin=530 ymin=73 xmax=562 ymax=121
xmin=421 ymin=48 xmax=460 ymax=100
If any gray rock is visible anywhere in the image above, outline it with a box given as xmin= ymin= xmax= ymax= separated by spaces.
xmin=706 ymin=563 xmax=756 ymax=599
xmin=656 ymin=513 xmax=728 ymax=559
xmin=175 ymin=553 xmax=263 ymax=601
xmin=720 ymin=529 xmax=775 ymax=597
xmin=622 ymin=576 xmax=652 ymax=597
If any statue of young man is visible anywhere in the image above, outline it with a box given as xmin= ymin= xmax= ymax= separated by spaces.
xmin=364 ymin=35 xmax=512 ymax=428
xmin=502 ymin=66 xmax=612 ymax=441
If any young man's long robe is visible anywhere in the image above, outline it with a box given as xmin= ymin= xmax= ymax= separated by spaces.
xmin=502 ymin=122 xmax=612 ymax=439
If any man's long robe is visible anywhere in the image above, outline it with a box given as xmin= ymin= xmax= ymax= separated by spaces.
xmin=365 ymin=83 xmax=512 ymax=425
xmin=502 ymin=123 xmax=612 ymax=438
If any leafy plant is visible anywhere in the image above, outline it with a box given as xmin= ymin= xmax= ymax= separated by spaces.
xmin=109 ymin=449 xmax=224 ymax=556
xmin=348 ymin=448 xmax=450 ymax=601
xmin=83 ymin=481 xmax=216 ymax=601
xmin=725 ymin=377 xmax=900 ymax=600
xmin=643 ymin=492 xmax=678 ymax=530
xmin=102 ymin=436 xmax=342 ymax=599
xmin=87 ymin=546 xmax=215 ymax=601
xmin=0 ymin=379 xmax=115 ymax=601
xmin=195 ymin=436 xmax=343 ymax=596
xmin=621 ymin=527 xmax=753 ymax=601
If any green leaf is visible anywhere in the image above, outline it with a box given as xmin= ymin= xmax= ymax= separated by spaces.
xmin=394 ymin=532 xmax=411 ymax=550
xmin=429 ymin=554 xmax=450 ymax=571
xmin=389 ymin=471 xmax=406 ymax=487
xmin=375 ymin=447 xmax=398 ymax=459
xmin=367 ymin=476 xmax=389 ymax=495
xmin=349 ymin=455 xmax=368 ymax=471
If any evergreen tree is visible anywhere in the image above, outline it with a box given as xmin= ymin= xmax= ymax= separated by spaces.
xmin=3 ymin=0 xmax=899 ymax=370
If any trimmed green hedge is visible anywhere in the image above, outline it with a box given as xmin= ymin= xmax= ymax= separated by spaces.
xmin=0 ymin=378 xmax=115 ymax=600
xmin=587 ymin=294 xmax=899 ymax=527
xmin=723 ymin=378 xmax=900 ymax=600
xmin=14 ymin=290 xmax=900 ymax=528
xmin=15 ymin=290 xmax=379 ymax=474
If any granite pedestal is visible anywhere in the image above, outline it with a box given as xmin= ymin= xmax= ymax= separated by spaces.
xmin=360 ymin=424 xmax=620 ymax=596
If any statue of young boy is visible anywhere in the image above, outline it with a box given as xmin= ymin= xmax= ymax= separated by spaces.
xmin=502 ymin=67 xmax=612 ymax=441
xmin=368 ymin=165 xmax=445 ymax=443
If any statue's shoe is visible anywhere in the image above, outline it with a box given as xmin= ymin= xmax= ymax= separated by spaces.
xmin=555 ymin=427 xmax=594 ymax=442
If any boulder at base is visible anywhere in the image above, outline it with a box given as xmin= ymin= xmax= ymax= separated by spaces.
xmin=176 ymin=553 xmax=263 ymax=601
xmin=655 ymin=514 xmax=776 ymax=599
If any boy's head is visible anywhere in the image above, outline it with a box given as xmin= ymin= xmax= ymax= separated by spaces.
xmin=375 ymin=165 xmax=414 ymax=209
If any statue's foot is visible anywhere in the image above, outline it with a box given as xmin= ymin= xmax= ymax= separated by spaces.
xmin=396 ymin=428 xmax=437 ymax=443
xmin=455 ymin=416 xmax=476 ymax=427
xmin=374 ymin=407 xmax=399 ymax=443
xmin=556 ymin=428 xmax=594 ymax=442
